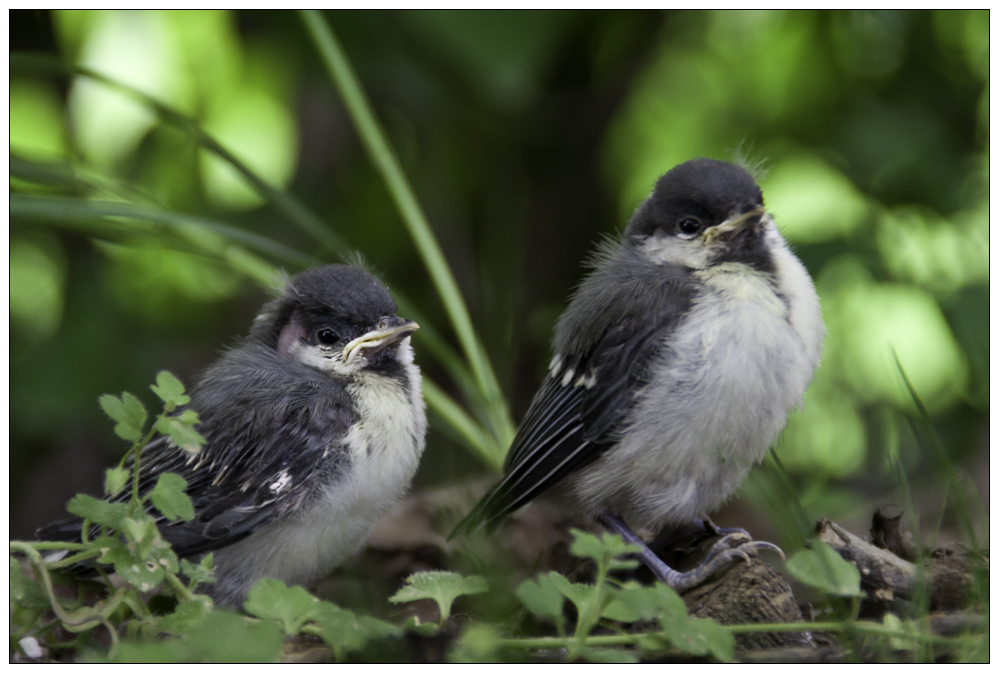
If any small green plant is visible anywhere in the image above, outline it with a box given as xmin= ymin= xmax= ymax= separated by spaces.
xmin=389 ymin=570 xmax=489 ymax=628
xmin=9 ymin=374 xmax=407 ymax=663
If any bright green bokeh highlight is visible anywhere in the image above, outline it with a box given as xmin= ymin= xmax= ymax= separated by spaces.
xmin=199 ymin=86 xmax=299 ymax=210
xmin=775 ymin=382 xmax=866 ymax=478
xmin=605 ymin=11 xmax=832 ymax=223
xmin=819 ymin=257 xmax=968 ymax=412
xmin=762 ymin=155 xmax=869 ymax=244
xmin=877 ymin=204 xmax=989 ymax=296
xmin=64 ymin=10 xmax=194 ymax=171
xmin=10 ymin=237 xmax=67 ymax=341
xmin=10 ymin=80 xmax=68 ymax=160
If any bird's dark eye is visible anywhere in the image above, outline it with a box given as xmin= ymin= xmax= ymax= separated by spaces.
xmin=316 ymin=328 xmax=338 ymax=346
xmin=677 ymin=217 xmax=702 ymax=236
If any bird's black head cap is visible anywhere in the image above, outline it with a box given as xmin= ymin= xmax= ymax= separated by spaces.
xmin=624 ymin=158 xmax=764 ymax=239
xmin=251 ymin=265 xmax=397 ymax=349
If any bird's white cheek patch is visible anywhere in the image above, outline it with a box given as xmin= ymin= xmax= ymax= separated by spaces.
xmin=639 ymin=235 xmax=716 ymax=269
xmin=290 ymin=343 xmax=366 ymax=375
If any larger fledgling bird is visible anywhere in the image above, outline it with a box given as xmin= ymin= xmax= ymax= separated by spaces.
xmin=453 ymin=158 xmax=824 ymax=590
xmin=38 ymin=265 xmax=426 ymax=607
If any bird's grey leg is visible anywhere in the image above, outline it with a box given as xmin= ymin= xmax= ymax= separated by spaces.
xmin=598 ymin=512 xmax=776 ymax=592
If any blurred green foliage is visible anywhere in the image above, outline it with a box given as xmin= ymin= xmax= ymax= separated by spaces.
xmin=10 ymin=10 xmax=988 ymax=554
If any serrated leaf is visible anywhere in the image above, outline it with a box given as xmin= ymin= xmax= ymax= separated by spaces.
xmin=154 ymin=415 xmax=206 ymax=455
xmin=122 ymin=516 xmax=158 ymax=559
xmin=157 ymin=599 xmax=211 ymax=636
xmin=603 ymin=582 xmax=685 ymax=623
xmin=186 ymin=610 xmax=283 ymax=663
xmin=389 ymin=571 xmax=488 ymax=623
xmin=314 ymin=603 xmax=402 ymax=660
xmin=99 ymin=392 xmax=147 ymax=442
xmin=243 ymin=578 xmax=321 ymax=634
xmin=113 ymin=545 xmax=165 ymax=594
xmin=180 ymin=554 xmax=216 ymax=586
xmin=549 ymin=572 xmax=596 ymax=614
xmin=66 ymin=494 xmax=128 ymax=529
xmin=569 ymin=529 xmax=641 ymax=572
xmin=150 ymin=371 xmax=190 ymax=410
xmin=785 ymin=541 xmax=866 ymax=598
xmin=515 ymin=572 xmax=566 ymax=627
xmin=149 ymin=473 xmax=195 ymax=522
xmin=104 ymin=467 xmax=130 ymax=497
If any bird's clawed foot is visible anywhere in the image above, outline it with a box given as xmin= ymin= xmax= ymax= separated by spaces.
xmin=597 ymin=512 xmax=784 ymax=593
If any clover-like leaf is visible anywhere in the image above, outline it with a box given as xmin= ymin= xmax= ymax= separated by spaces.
xmin=154 ymin=415 xmax=206 ymax=455
xmin=149 ymin=473 xmax=195 ymax=522
xmin=516 ymin=572 xmax=566 ymax=628
xmin=389 ymin=571 xmax=488 ymax=623
xmin=99 ymin=392 xmax=147 ymax=442
xmin=150 ymin=371 xmax=190 ymax=411
xmin=569 ymin=529 xmax=640 ymax=573
xmin=243 ymin=578 xmax=322 ymax=635
xmin=66 ymin=494 xmax=128 ymax=529
xmin=180 ymin=553 xmax=216 ymax=587
xmin=786 ymin=541 xmax=866 ymax=598
xmin=658 ymin=615 xmax=735 ymax=661
xmin=104 ymin=467 xmax=130 ymax=497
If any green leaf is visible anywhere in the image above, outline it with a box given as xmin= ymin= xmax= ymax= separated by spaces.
xmin=548 ymin=571 xmax=596 ymax=614
xmin=603 ymin=582 xmax=685 ymax=623
xmin=150 ymin=371 xmax=190 ymax=410
xmin=515 ymin=572 xmax=566 ymax=627
xmin=569 ymin=529 xmax=640 ymax=572
xmin=66 ymin=494 xmax=128 ymax=529
xmin=99 ymin=392 xmax=147 ymax=442
xmin=180 ymin=553 xmax=216 ymax=587
xmin=154 ymin=415 xmax=206 ymax=455
xmin=883 ymin=613 xmax=918 ymax=651
xmin=243 ymin=578 xmax=321 ymax=635
xmin=313 ymin=603 xmax=402 ymax=661
xmin=449 ymin=623 xmax=502 ymax=664
xmin=389 ymin=571 xmax=488 ymax=623
xmin=149 ymin=473 xmax=195 ymax=522
xmin=10 ymin=556 xmax=50 ymax=610
xmin=122 ymin=516 xmax=158 ymax=559
xmin=156 ymin=599 xmax=211 ymax=636
xmin=185 ymin=610 xmax=284 ymax=663
xmin=104 ymin=467 xmax=130 ymax=497
xmin=661 ymin=616 xmax=735 ymax=661
xmin=785 ymin=541 xmax=866 ymax=598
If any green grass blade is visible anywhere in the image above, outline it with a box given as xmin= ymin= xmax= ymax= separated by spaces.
xmin=298 ymin=10 xmax=515 ymax=451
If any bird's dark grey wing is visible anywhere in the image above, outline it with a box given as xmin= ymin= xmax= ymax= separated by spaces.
xmin=154 ymin=348 xmax=354 ymax=556
xmin=451 ymin=245 xmax=695 ymax=538
xmin=38 ymin=344 xmax=354 ymax=559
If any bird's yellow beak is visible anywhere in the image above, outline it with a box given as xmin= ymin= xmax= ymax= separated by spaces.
xmin=343 ymin=317 xmax=419 ymax=363
xmin=702 ymin=206 xmax=767 ymax=244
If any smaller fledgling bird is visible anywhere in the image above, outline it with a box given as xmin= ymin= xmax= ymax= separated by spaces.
xmin=38 ymin=265 xmax=426 ymax=607
xmin=453 ymin=158 xmax=824 ymax=590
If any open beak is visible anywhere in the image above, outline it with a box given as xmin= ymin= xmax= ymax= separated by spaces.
xmin=343 ymin=317 xmax=419 ymax=364
xmin=702 ymin=206 xmax=766 ymax=244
